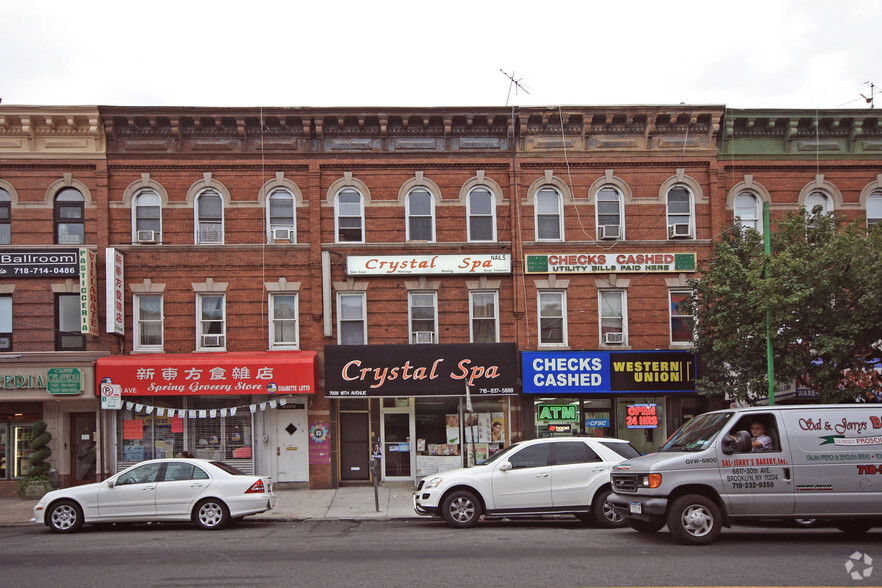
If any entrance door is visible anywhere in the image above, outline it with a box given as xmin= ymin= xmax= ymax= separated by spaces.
xmin=340 ymin=412 xmax=370 ymax=481
xmin=381 ymin=406 xmax=414 ymax=481
xmin=70 ymin=412 xmax=97 ymax=486
xmin=274 ymin=407 xmax=308 ymax=482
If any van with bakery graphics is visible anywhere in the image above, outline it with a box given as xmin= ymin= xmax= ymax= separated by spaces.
xmin=607 ymin=405 xmax=882 ymax=545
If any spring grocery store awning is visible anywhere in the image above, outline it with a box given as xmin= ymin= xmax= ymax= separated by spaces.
xmin=96 ymin=351 xmax=317 ymax=396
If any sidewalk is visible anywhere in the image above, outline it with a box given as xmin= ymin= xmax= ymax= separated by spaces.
xmin=0 ymin=482 xmax=422 ymax=526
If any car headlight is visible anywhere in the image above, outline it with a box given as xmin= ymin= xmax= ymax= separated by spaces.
xmin=640 ymin=474 xmax=662 ymax=488
xmin=423 ymin=476 xmax=444 ymax=489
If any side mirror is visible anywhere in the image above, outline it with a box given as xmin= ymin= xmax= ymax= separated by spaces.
xmin=498 ymin=461 xmax=512 ymax=472
xmin=106 ymin=479 xmax=115 ymax=488
xmin=722 ymin=430 xmax=752 ymax=454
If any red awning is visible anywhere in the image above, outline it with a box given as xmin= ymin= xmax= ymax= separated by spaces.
xmin=96 ymin=351 xmax=317 ymax=397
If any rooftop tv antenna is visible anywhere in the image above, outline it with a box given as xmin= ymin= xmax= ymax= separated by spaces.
xmin=500 ymin=69 xmax=530 ymax=106
xmin=861 ymin=81 xmax=878 ymax=109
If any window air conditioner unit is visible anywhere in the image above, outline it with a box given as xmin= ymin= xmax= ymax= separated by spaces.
xmin=272 ymin=228 xmax=292 ymax=242
xmin=137 ymin=230 xmax=157 ymax=243
xmin=201 ymin=334 xmax=225 ymax=348
xmin=603 ymin=332 xmax=624 ymax=344
xmin=413 ymin=331 xmax=434 ymax=344
xmin=668 ymin=223 xmax=691 ymax=238
xmin=598 ymin=225 xmax=620 ymax=240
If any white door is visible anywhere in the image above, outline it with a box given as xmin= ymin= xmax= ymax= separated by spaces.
xmin=491 ymin=442 xmax=552 ymax=509
xmin=274 ymin=408 xmax=309 ymax=482
xmin=381 ymin=404 xmax=415 ymax=482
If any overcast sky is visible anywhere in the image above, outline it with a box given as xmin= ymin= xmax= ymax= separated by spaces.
xmin=2 ymin=0 xmax=880 ymax=110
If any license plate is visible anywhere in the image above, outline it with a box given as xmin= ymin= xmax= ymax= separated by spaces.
xmin=629 ymin=502 xmax=642 ymax=514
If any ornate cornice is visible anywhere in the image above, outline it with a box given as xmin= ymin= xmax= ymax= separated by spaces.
xmin=0 ymin=106 xmax=105 ymax=158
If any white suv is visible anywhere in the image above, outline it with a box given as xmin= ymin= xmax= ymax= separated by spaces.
xmin=413 ymin=436 xmax=640 ymax=528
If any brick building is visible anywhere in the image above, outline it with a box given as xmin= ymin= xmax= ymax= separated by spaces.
xmin=0 ymin=104 xmax=879 ymax=493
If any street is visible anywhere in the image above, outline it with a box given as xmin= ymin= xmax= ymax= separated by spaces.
xmin=1 ymin=519 xmax=879 ymax=587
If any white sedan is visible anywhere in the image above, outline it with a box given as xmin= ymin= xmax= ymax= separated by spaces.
xmin=33 ymin=458 xmax=276 ymax=533
xmin=414 ymin=436 xmax=640 ymax=528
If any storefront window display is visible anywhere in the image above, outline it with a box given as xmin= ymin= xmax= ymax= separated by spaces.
xmin=615 ymin=397 xmax=666 ymax=455
xmin=534 ymin=398 xmax=582 ymax=437
xmin=116 ymin=395 xmax=254 ymax=472
xmin=413 ymin=396 xmax=510 ymax=478
xmin=0 ymin=403 xmax=41 ymax=480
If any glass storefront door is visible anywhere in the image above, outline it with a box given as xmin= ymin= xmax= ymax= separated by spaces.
xmin=381 ymin=400 xmax=414 ymax=481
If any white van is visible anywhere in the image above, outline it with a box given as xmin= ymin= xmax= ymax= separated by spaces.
xmin=607 ymin=404 xmax=882 ymax=544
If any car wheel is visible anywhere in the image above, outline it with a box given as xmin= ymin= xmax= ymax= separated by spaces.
xmin=194 ymin=499 xmax=230 ymax=530
xmin=47 ymin=500 xmax=84 ymax=533
xmin=441 ymin=490 xmax=481 ymax=528
xmin=835 ymin=519 xmax=873 ymax=536
xmin=666 ymin=494 xmax=722 ymax=545
xmin=593 ymin=488 xmax=626 ymax=528
xmin=627 ymin=519 xmax=665 ymax=533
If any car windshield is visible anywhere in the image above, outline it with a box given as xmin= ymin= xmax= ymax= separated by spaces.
xmin=209 ymin=461 xmax=247 ymax=475
xmin=658 ymin=412 xmax=733 ymax=452
xmin=481 ymin=442 xmax=520 ymax=465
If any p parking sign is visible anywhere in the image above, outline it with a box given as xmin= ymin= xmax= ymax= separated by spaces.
xmin=100 ymin=383 xmax=122 ymax=410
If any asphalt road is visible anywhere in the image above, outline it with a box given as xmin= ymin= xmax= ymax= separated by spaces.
xmin=1 ymin=518 xmax=879 ymax=587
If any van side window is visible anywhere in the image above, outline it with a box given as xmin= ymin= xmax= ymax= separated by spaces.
xmin=729 ymin=415 xmax=779 ymax=453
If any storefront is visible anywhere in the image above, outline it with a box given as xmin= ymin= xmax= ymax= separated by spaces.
xmin=95 ymin=351 xmax=317 ymax=480
xmin=522 ymin=350 xmax=703 ymax=455
xmin=324 ymin=343 xmax=518 ymax=484
xmin=0 ymin=355 xmax=103 ymax=495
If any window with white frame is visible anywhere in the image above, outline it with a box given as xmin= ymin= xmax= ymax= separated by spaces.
xmin=599 ymin=290 xmax=626 ymax=345
xmin=868 ymin=192 xmax=882 ymax=227
xmin=337 ymin=292 xmax=366 ymax=344
xmin=55 ymin=188 xmax=85 ymax=245
xmin=666 ymin=186 xmax=693 ymax=239
xmin=269 ymin=293 xmax=298 ymax=349
xmin=0 ymin=189 xmax=10 ymax=245
xmin=406 ymin=188 xmax=435 ymax=242
xmin=134 ymin=294 xmax=163 ymax=351
xmin=538 ymin=291 xmax=566 ymax=345
xmin=56 ymin=293 xmax=84 ymax=350
xmin=467 ymin=186 xmax=496 ymax=242
xmin=0 ymin=295 xmax=11 ymax=351
xmin=409 ymin=292 xmax=438 ymax=343
xmin=335 ymin=187 xmax=364 ymax=243
xmin=734 ymin=191 xmax=761 ymax=233
xmin=669 ymin=290 xmax=694 ymax=345
xmin=133 ymin=190 xmax=161 ymax=243
xmin=267 ymin=189 xmax=296 ymax=243
xmin=469 ymin=291 xmax=498 ymax=343
xmin=596 ymin=187 xmax=622 ymax=240
xmin=535 ymin=187 xmax=563 ymax=241
xmin=195 ymin=190 xmax=223 ymax=244
xmin=804 ymin=191 xmax=831 ymax=215
xmin=197 ymin=294 xmax=225 ymax=350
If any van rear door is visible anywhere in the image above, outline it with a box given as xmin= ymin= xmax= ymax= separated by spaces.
xmin=718 ymin=412 xmax=794 ymax=516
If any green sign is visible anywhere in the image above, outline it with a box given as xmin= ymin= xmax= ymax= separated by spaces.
xmin=47 ymin=368 xmax=82 ymax=395
xmin=537 ymin=405 xmax=578 ymax=421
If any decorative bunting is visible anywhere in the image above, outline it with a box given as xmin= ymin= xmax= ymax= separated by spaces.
xmin=117 ymin=395 xmax=299 ymax=420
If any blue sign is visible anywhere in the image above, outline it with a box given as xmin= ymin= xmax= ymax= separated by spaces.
xmin=522 ymin=351 xmax=696 ymax=394
xmin=585 ymin=418 xmax=611 ymax=428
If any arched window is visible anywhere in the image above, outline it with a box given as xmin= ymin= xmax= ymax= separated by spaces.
xmin=267 ymin=189 xmax=296 ymax=243
xmin=467 ymin=186 xmax=496 ymax=242
xmin=866 ymin=192 xmax=882 ymax=227
xmin=335 ymin=187 xmax=364 ymax=243
xmin=666 ymin=186 xmax=694 ymax=239
xmin=804 ymin=191 xmax=832 ymax=215
xmin=596 ymin=186 xmax=622 ymax=240
xmin=406 ymin=187 xmax=435 ymax=242
xmin=195 ymin=189 xmax=223 ymax=244
xmin=133 ymin=190 xmax=161 ymax=243
xmin=535 ymin=186 xmax=563 ymax=241
xmin=734 ymin=191 xmax=762 ymax=233
xmin=55 ymin=188 xmax=85 ymax=245
xmin=0 ymin=189 xmax=10 ymax=245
